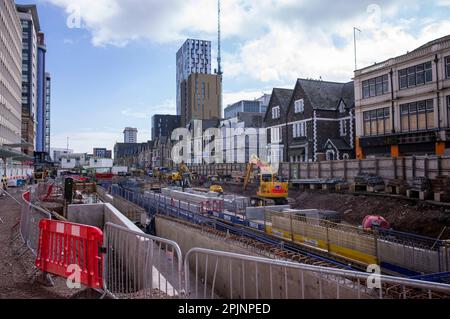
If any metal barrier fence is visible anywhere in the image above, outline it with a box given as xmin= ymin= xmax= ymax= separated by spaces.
xmin=14 ymin=190 xmax=52 ymax=257
xmin=184 ymin=248 xmax=450 ymax=299
xmin=264 ymin=209 xmax=450 ymax=275
xmin=103 ymin=222 xmax=184 ymax=299
xmin=30 ymin=180 xmax=62 ymax=203
xmin=111 ymin=185 xmax=204 ymax=218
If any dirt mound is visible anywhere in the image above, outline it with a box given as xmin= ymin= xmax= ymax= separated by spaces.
xmin=292 ymin=190 xmax=450 ymax=238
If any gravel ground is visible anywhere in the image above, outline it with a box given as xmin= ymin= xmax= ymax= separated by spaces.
xmin=0 ymin=188 xmax=82 ymax=299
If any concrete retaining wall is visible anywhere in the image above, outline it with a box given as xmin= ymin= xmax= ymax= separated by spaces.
xmin=67 ymin=203 xmax=140 ymax=232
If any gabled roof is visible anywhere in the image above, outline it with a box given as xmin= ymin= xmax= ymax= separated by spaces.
xmin=325 ymin=138 xmax=353 ymax=151
xmin=264 ymin=88 xmax=294 ymax=122
xmin=274 ymin=88 xmax=294 ymax=111
xmin=295 ymin=79 xmax=354 ymax=111
xmin=340 ymin=81 xmax=355 ymax=109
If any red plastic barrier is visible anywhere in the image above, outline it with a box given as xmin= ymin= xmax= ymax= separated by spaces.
xmin=35 ymin=220 xmax=104 ymax=289
xmin=23 ymin=191 xmax=30 ymax=203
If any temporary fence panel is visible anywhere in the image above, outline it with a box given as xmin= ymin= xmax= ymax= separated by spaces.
xmin=18 ymin=190 xmax=52 ymax=256
xmin=103 ymin=222 xmax=183 ymax=299
xmin=35 ymin=220 xmax=104 ymax=289
xmin=184 ymin=248 xmax=450 ymax=300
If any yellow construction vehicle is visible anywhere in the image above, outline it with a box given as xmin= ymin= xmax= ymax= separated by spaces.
xmin=209 ymin=184 xmax=224 ymax=194
xmin=244 ymin=155 xmax=288 ymax=205
xmin=170 ymin=163 xmax=192 ymax=189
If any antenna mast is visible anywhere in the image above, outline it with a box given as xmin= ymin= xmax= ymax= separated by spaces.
xmin=353 ymin=27 xmax=362 ymax=70
xmin=217 ymin=0 xmax=222 ymax=77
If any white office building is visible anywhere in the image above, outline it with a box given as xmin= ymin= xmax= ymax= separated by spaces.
xmin=123 ymin=127 xmax=138 ymax=143
xmin=0 ymin=0 xmax=22 ymax=147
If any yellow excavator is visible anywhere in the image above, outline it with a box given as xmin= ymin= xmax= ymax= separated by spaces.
xmin=244 ymin=155 xmax=288 ymax=205
xmin=171 ymin=163 xmax=192 ymax=189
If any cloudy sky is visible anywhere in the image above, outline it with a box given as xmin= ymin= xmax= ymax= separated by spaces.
xmin=17 ymin=0 xmax=450 ymax=153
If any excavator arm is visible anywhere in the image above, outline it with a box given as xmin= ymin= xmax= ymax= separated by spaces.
xmin=243 ymin=162 xmax=254 ymax=191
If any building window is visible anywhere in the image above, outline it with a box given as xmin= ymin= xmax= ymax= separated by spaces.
xmin=447 ymin=96 xmax=450 ymax=128
xmin=362 ymin=75 xmax=389 ymax=99
xmin=340 ymin=119 xmax=347 ymax=136
xmin=363 ymin=107 xmax=391 ymax=136
xmin=294 ymin=99 xmax=304 ymax=113
xmin=399 ymin=62 xmax=432 ymax=90
xmin=446 ymin=56 xmax=450 ymax=79
xmin=400 ymin=99 xmax=435 ymax=132
xmin=293 ymin=122 xmax=306 ymax=138
xmin=271 ymin=127 xmax=282 ymax=143
xmin=272 ymin=106 xmax=281 ymax=119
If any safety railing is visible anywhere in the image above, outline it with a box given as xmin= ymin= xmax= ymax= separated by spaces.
xmin=184 ymin=248 xmax=450 ymax=299
xmin=30 ymin=180 xmax=63 ymax=203
xmin=12 ymin=190 xmax=52 ymax=257
xmin=103 ymin=222 xmax=184 ymax=299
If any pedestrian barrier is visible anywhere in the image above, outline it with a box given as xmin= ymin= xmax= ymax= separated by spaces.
xmin=184 ymin=248 xmax=450 ymax=299
xmin=13 ymin=190 xmax=52 ymax=257
xmin=35 ymin=220 xmax=104 ymax=289
xmin=103 ymin=222 xmax=183 ymax=299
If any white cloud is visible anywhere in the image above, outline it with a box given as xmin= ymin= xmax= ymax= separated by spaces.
xmin=226 ymin=3 xmax=450 ymax=82
xmin=48 ymin=0 xmax=450 ymax=149
xmin=48 ymin=0 xmax=450 ymax=84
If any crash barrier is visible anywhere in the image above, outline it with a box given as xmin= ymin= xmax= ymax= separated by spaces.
xmin=265 ymin=209 xmax=450 ymax=275
xmin=35 ymin=219 xmax=104 ymax=289
xmin=184 ymin=248 xmax=450 ymax=299
xmin=13 ymin=190 xmax=52 ymax=257
xmin=103 ymin=222 xmax=183 ymax=299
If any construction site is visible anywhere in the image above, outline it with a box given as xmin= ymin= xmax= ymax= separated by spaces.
xmin=1 ymin=153 xmax=450 ymax=300
xmin=2 ymin=0 xmax=450 ymax=309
